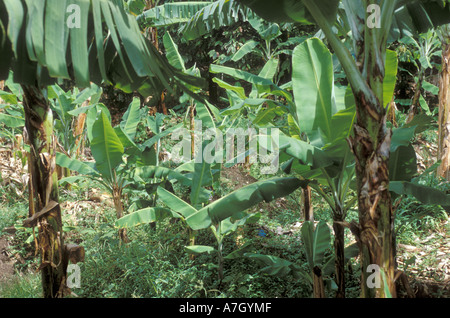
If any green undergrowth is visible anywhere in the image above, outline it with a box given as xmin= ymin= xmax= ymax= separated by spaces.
xmin=0 ymin=168 xmax=448 ymax=298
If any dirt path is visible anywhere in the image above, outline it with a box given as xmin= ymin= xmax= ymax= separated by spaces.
xmin=0 ymin=236 xmax=15 ymax=285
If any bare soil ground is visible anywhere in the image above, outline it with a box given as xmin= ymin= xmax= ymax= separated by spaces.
xmin=0 ymin=236 xmax=15 ymax=285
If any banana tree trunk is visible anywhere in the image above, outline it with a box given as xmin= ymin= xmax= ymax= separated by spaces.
xmin=218 ymin=243 xmax=224 ymax=283
xmin=112 ymin=188 xmax=129 ymax=242
xmin=333 ymin=214 xmax=345 ymax=298
xmin=300 ymin=0 xmax=397 ymax=298
xmin=349 ymin=94 xmax=396 ymax=298
xmin=190 ymin=103 xmax=196 ymax=158
xmin=312 ymin=266 xmax=325 ymax=298
xmin=74 ymin=112 xmax=87 ymax=159
xmin=405 ymin=69 xmax=424 ymax=124
xmin=21 ymin=85 xmax=66 ymax=298
xmin=301 ymin=186 xmax=313 ymax=222
xmin=438 ymin=36 xmax=450 ymax=180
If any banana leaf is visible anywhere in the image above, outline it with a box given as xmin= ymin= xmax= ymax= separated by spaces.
xmin=301 ymin=220 xmax=331 ymax=270
xmin=115 ymin=207 xmax=178 ymax=228
xmin=90 ymin=109 xmax=124 ymax=180
xmin=186 ymin=177 xmax=306 ymax=230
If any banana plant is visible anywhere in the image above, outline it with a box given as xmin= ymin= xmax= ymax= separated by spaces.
xmin=280 ymin=36 xmax=398 ymax=298
xmin=115 ymin=95 xmax=220 ymax=242
xmin=300 ymin=220 xmax=332 ymax=298
xmin=48 ymin=83 xmax=103 ymax=187
xmin=56 ymin=99 xmax=177 ymax=241
xmin=210 ymin=37 xmax=353 ymax=297
xmin=278 ymin=23 xmax=448 ymax=300
xmin=116 ymin=175 xmax=305 ymax=281
xmin=209 ymin=35 xmax=353 ymax=296
xmin=113 ymin=166 xmax=194 ymax=230
xmin=185 ymin=211 xmax=260 ymax=282
xmin=209 ymin=58 xmax=294 ymax=134
xmin=57 ymin=108 xmax=130 ymax=241
xmin=387 ymin=114 xmax=450 ymax=207
xmin=237 ymin=0 xmax=450 ymax=298
xmin=115 ymin=100 xmax=303 ymax=247
xmin=0 ymin=74 xmax=25 ymax=158
xmin=48 ymin=83 xmax=103 ymax=159
xmin=0 ymin=0 xmax=203 ymax=297
xmin=212 ymin=34 xmax=405 ymax=298
xmin=229 ymin=17 xmax=301 ymax=65
xmin=116 ymin=103 xmax=304 ymax=264
xmin=397 ymin=30 xmax=442 ymax=119
xmin=245 ymin=220 xmax=360 ymax=298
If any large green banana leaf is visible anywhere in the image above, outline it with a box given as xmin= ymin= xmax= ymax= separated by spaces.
xmin=190 ymin=160 xmax=213 ymax=209
xmin=0 ymin=113 xmax=24 ymax=128
xmin=115 ymin=207 xmax=178 ymax=228
xmin=119 ymin=98 xmax=141 ymax=141
xmin=0 ymin=0 xmax=204 ymax=93
xmin=157 ymin=187 xmax=198 ymax=219
xmin=301 ymin=220 xmax=331 ymax=270
xmin=117 ymin=177 xmax=304 ymax=231
xmin=390 ymin=0 xmax=450 ymax=40
xmin=236 ymin=0 xmax=450 ymax=98
xmin=244 ymin=253 xmax=307 ymax=279
xmin=390 ymin=181 xmax=450 ymax=204
xmin=292 ymin=37 xmax=335 ymax=147
xmin=285 ymin=40 xmax=398 ymax=178
xmin=55 ymin=152 xmax=99 ymax=177
xmin=137 ymin=0 xmax=256 ymax=41
xmin=279 ymin=134 xmax=334 ymax=171
xmin=181 ymin=0 xmax=255 ymax=41
xmin=163 ymin=32 xmax=186 ymax=72
xmin=132 ymin=165 xmax=192 ymax=188
xmin=237 ymin=0 xmax=450 ymax=35
xmin=90 ymin=109 xmax=124 ymax=180
xmin=186 ymin=177 xmax=306 ymax=230
xmin=210 ymin=64 xmax=293 ymax=103
xmin=292 ymin=40 xmax=397 ymax=148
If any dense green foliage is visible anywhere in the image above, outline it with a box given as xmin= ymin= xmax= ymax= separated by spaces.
xmin=0 ymin=0 xmax=449 ymax=299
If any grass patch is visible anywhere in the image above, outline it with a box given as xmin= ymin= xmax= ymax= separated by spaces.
xmin=0 ymin=271 xmax=41 ymax=298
